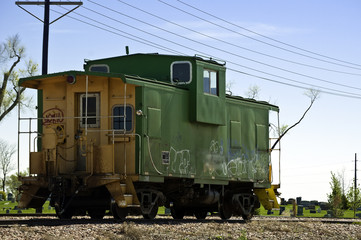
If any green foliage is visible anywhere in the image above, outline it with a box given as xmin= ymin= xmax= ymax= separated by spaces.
xmin=0 ymin=34 xmax=38 ymax=122
xmin=347 ymin=182 xmax=361 ymax=218
xmin=0 ymin=139 xmax=16 ymax=192
xmin=327 ymin=171 xmax=344 ymax=217
xmin=341 ymin=193 xmax=349 ymax=210
xmin=238 ymin=230 xmax=248 ymax=240
xmin=0 ymin=190 xmax=6 ymax=200
xmin=253 ymin=207 xmax=260 ymax=215
xmin=6 ymin=169 xmax=28 ymax=197
xmin=0 ymin=200 xmax=55 ymax=214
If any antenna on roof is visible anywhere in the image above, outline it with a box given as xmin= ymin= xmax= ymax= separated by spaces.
xmin=125 ymin=46 xmax=129 ymax=55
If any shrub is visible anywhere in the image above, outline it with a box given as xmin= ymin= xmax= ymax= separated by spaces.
xmin=0 ymin=191 xmax=6 ymax=201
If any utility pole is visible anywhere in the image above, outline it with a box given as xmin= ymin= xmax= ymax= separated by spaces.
xmin=43 ymin=0 xmax=50 ymax=75
xmin=15 ymin=2 xmax=83 ymax=210
xmin=355 ymin=153 xmax=357 ymax=200
xmin=354 ymin=153 xmax=358 ymax=218
xmin=16 ymin=0 xmax=83 ymax=147
xmin=15 ymin=1 xmax=83 ymax=74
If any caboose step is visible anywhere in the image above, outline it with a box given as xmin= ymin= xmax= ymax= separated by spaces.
xmin=127 ymin=205 xmax=141 ymax=208
xmin=254 ymin=185 xmax=280 ymax=210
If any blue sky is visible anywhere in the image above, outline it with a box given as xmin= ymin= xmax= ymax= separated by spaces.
xmin=1 ymin=0 xmax=361 ymax=202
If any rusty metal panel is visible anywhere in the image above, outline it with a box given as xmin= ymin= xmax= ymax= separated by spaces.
xmin=30 ymin=152 xmax=45 ymax=175
xmin=94 ymin=144 xmax=113 ymax=173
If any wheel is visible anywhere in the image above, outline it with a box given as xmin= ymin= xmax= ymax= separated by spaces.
xmin=111 ymin=202 xmax=127 ymax=220
xmin=55 ymin=206 xmax=74 ymax=219
xmin=171 ymin=206 xmax=185 ymax=220
xmin=241 ymin=206 xmax=255 ymax=221
xmin=241 ymin=213 xmax=254 ymax=221
xmin=88 ymin=209 xmax=106 ymax=219
xmin=194 ymin=210 xmax=208 ymax=220
xmin=142 ymin=201 xmax=158 ymax=220
xmin=54 ymin=197 xmax=74 ymax=219
xmin=219 ymin=199 xmax=233 ymax=220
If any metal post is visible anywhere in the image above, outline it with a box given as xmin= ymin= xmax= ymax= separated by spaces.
xmin=355 ymin=153 xmax=357 ymax=195
xmin=17 ymin=93 xmax=21 ymax=175
xmin=355 ymin=153 xmax=357 ymax=218
xmin=15 ymin=0 xmax=83 ymax=168
xmin=85 ymin=75 xmax=88 ymax=136
xmin=16 ymin=1 xmax=83 ymax=74
xmin=124 ymin=83 xmax=127 ymax=177
xmin=42 ymin=0 xmax=50 ymax=75
xmin=278 ymin=112 xmax=281 ymax=186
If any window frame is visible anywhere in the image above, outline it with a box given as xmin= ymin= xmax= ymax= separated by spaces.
xmin=170 ymin=61 xmax=192 ymax=85
xmin=79 ymin=93 xmax=100 ymax=128
xmin=111 ymin=104 xmax=134 ymax=133
xmin=89 ymin=64 xmax=110 ymax=73
xmin=203 ymin=69 xmax=218 ymax=96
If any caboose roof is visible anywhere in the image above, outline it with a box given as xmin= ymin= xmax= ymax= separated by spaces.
xmin=83 ymin=53 xmax=226 ymax=67
xmin=19 ymin=70 xmax=124 ymax=89
xmin=19 ymin=70 xmax=177 ymax=89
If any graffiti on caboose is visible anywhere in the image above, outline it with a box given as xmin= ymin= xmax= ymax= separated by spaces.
xmin=43 ymin=107 xmax=64 ymax=125
xmin=169 ymin=146 xmax=195 ymax=175
xmin=203 ymin=139 xmax=268 ymax=180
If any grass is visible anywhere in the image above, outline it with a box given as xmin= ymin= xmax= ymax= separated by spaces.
xmin=0 ymin=200 xmax=55 ymax=214
xmin=0 ymin=200 xmax=360 ymax=219
xmin=257 ymin=204 xmax=361 ymax=218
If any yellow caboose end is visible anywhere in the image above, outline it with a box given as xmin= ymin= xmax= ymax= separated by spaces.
xmin=18 ymin=71 xmax=140 ymax=218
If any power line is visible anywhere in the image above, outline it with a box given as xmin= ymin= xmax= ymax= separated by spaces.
xmin=159 ymin=0 xmax=361 ymax=71
xmin=84 ymin=0 xmax=361 ymax=94
xmin=53 ymin=5 xmax=361 ymax=99
xmin=116 ymin=0 xmax=361 ymax=77
xmin=228 ymin=67 xmax=361 ymax=99
xmin=227 ymin=63 xmax=361 ymax=97
xmin=49 ymin=7 xmax=184 ymax=55
xmin=177 ymin=0 xmax=361 ymax=69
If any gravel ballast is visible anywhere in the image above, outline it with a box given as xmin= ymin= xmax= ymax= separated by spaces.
xmin=1 ymin=216 xmax=361 ymax=239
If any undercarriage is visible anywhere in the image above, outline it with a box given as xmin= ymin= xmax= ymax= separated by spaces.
xmin=19 ymin=175 xmax=260 ymax=221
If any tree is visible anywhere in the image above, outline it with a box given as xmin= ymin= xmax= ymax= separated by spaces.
xmin=0 ymin=34 xmax=38 ymax=122
xmin=338 ymin=169 xmax=349 ymax=210
xmin=347 ymin=182 xmax=361 ymax=218
xmin=0 ymin=139 xmax=16 ymax=192
xmin=327 ymin=171 xmax=344 ymax=217
xmin=6 ymin=169 xmax=28 ymax=199
xmin=270 ymin=88 xmax=320 ymax=151
xmin=226 ymin=79 xmax=234 ymax=95
xmin=245 ymin=84 xmax=260 ymax=99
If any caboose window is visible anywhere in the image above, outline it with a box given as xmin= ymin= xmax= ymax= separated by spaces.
xmin=112 ymin=105 xmax=133 ymax=132
xmin=80 ymin=93 xmax=100 ymax=128
xmin=89 ymin=64 xmax=110 ymax=73
xmin=170 ymin=61 xmax=192 ymax=84
xmin=203 ymin=69 xmax=218 ymax=96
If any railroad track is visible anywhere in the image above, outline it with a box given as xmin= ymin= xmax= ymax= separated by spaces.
xmin=0 ymin=215 xmax=360 ymax=227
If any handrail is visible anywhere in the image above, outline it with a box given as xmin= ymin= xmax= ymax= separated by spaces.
xmin=87 ymin=129 xmax=142 ymax=177
xmin=18 ymin=78 xmax=135 ymax=177
xmin=18 ymin=116 xmax=141 ymax=176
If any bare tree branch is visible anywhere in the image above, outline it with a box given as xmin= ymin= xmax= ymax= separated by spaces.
xmin=245 ymin=84 xmax=261 ymax=99
xmin=271 ymin=89 xmax=320 ymax=152
xmin=0 ymin=34 xmax=37 ymax=122
xmin=0 ymin=139 xmax=16 ymax=192
xmin=0 ymin=87 xmax=26 ymax=122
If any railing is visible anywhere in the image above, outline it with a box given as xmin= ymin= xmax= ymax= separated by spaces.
xmin=269 ymin=137 xmax=281 ymax=186
xmin=18 ymin=115 xmax=141 ymax=178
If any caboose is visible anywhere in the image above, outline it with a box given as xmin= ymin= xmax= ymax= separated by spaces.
xmin=18 ymin=53 xmax=280 ymax=220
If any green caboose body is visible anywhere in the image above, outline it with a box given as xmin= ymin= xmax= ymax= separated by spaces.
xmin=18 ymin=53 xmax=280 ymax=220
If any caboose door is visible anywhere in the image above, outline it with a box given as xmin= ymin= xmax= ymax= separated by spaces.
xmin=76 ymin=92 xmax=101 ymax=172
